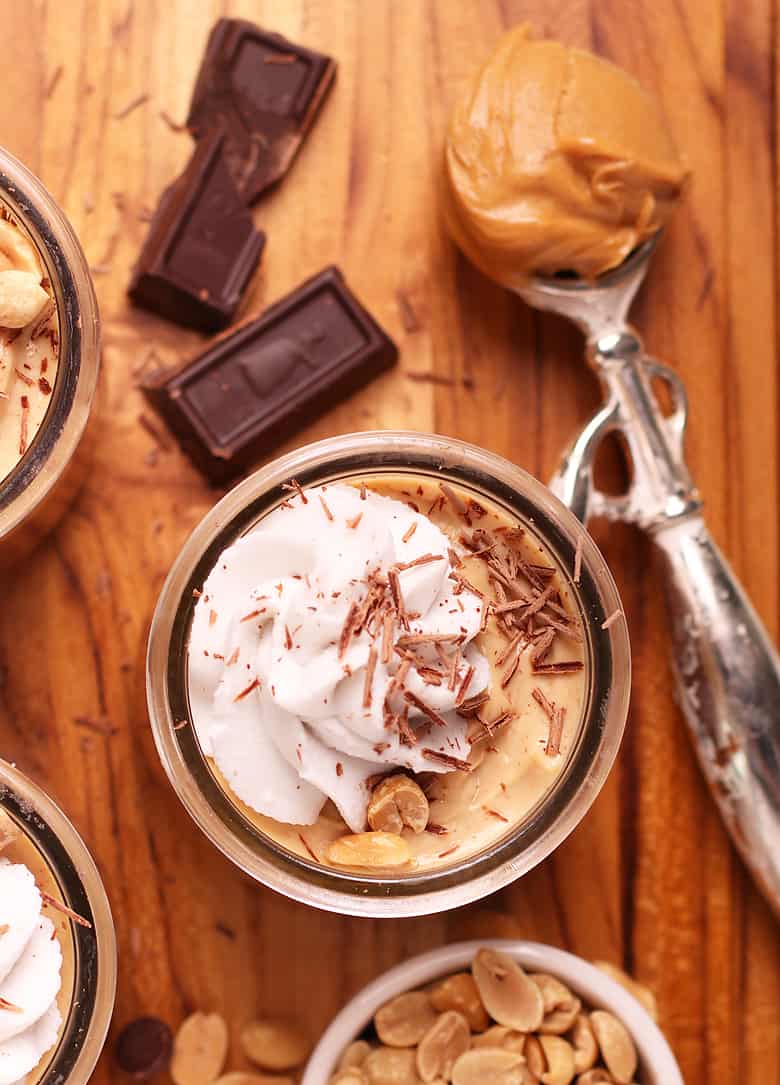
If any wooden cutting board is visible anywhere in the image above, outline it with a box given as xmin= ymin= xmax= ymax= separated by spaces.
xmin=1 ymin=1 xmax=778 ymax=1081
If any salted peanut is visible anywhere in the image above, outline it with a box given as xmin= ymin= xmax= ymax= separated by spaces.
xmin=216 ymin=1075 xmax=295 ymax=1085
xmin=538 ymin=1036 xmax=575 ymax=1085
xmin=569 ymin=1013 xmax=598 ymax=1073
xmin=416 ymin=1011 xmax=470 ymax=1081
xmin=329 ymin=1070 xmax=368 ymax=1085
xmin=0 ymin=810 xmax=19 ymax=852
xmin=171 ymin=1012 xmax=228 ymax=1085
xmin=375 ymin=991 xmax=437 ymax=1047
xmin=367 ymin=775 xmax=429 ymax=834
xmin=472 ymin=949 xmax=544 ymax=1032
xmin=451 ymin=1048 xmax=531 ymax=1085
xmin=0 ymin=219 xmax=41 ymax=276
xmin=0 ymin=270 xmax=48 ymax=328
xmin=472 ymin=1026 xmax=525 ymax=1052
xmin=523 ymin=1035 xmax=545 ymax=1077
xmin=429 ymin=972 xmax=490 ymax=1031
xmin=338 ymin=1040 xmax=373 ymax=1069
xmin=530 ymin=974 xmax=581 ymax=1035
xmin=241 ymin=1018 xmax=310 ymax=1070
xmin=576 ymin=1071 xmax=615 ymax=1085
xmin=592 ymin=962 xmax=658 ymax=1022
xmin=364 ymin=1046 xmax=421 ymax=1085
xmin=589 ymin=1012 xmax=637 ymax=1085
xmin=326 ymin=832 xmax=412 ymax=869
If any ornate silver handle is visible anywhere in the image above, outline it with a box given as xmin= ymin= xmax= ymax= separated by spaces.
xmin=550 ymin=328 xmax=780 ymax=917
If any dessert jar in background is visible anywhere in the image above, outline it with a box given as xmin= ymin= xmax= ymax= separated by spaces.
xmin=0 ymin=148 xmax=100 ymax=567
xmin=147 ymin=431 xmax=630 ymax=917
xmin=0 ymin=759 xmax=116 ymax=1085
xmin=301 ymin=941 xmax=684 ymax=1085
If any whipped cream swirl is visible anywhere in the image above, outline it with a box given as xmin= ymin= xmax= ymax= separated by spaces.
xmin=189 ymin=483 xmax=490 ymax=831
xmin=0 ymin=862 xmax=62 ymax=1085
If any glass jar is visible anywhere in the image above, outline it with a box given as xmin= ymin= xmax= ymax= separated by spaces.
xmin=147 ymin=431 xmax=630 ymax=917
xmin=0 ymin=148 xmax=100 ymax=566
xmin=0 ymin=759 xmax=116 ymax=1085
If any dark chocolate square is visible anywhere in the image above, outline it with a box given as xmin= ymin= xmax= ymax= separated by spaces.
xmin=141 ymin=267 xmax=397 ymax=481
xmin=128 ymin=130 xmax=265 ymax=332
xmin=187 ymin=19 xmax=337 ymax=204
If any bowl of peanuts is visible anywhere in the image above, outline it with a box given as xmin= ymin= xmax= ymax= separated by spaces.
xmin=301 ymin=940 xmax=684 ymax=1085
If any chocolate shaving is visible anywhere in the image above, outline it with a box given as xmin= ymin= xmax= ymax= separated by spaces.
xmin=454 ymin=664 xmax=475 ymax=707
xmin=425 ymin=822 xmax=448 ymax=835
xmin=240 ymin=609 xmax=263 ymax=623
xmin=319 ymin=494 xmax=334 ymax=521
xmin=394 ymin=552 xmax=445 ymax=572
xmin=404 ymin=690 xmax=449 ymax=728
xmin=18 ymin=395 xmax=29 ymax=456
xmin=573 ymin=536 xmax=583 ymax=584
xmin=14 ymin=367 xmax=34 ymax=387
xmin=297 ymin=833 xmax=318 ymax=862
xmin=233 ymin=677 xmax=261 ymax=701
xmin=0 ymin=996 xmax=22 ymax=1012
xmin=396 ymin=632 xmax=462 ymax=648
xmin=546 ymin=706 xmax=566 ymax=756
xmin=483 ymin=807 xmax=509 ymax=822
xmin=363 ymin=646 xmax=378 ymax=708
xmin=40 ymin=891 xmax=92 ymax=928
xmin=532 ymin=687 xmax=556 ymax=719
xmin=397 ymin=706 xmax=417 ymax=746
xmin=601 ymin=608 xmax=623 ymax=630
xmin=401 ymin=522 xmax=417 ymax=543
xmin=387 ymin=568 xmax=408 ymax=630
xmin=423 ymin=748 xmax=473 ymax=772
xmin=339 ymin=601 xmax=359 ymax=658
xmin=532 ymin=660 xmax=584 ymax=675
xmin=500 ymin=643 xmax=523 ymax=688
xmin=284 ymin=625 xmax=294 ymax=650
xmin=346 ymin=512 xmax=363 ymax=529
xmin=456 ymin=690 xmax=490 ymax=716
xmin=282 ymin=479 xmax=308 ymax=503
xmin=529 ymin=628 xmax=556 ymax=667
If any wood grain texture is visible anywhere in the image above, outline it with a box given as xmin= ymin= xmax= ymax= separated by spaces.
xmin=1 ymin=1 xmax=779 ymax=1081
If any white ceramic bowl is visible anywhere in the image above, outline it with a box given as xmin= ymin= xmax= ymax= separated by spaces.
xmin=302 ymin=940 xmax=684 ymax=1085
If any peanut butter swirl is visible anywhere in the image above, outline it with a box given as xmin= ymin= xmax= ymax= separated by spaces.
xmin=443 ymin=25 xmax=689 ymax=284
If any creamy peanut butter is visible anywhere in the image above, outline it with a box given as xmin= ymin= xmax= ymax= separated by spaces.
xmin=0 ymin=212 xmax=59 ymax=485
xmin=443 ymin=25 xmax=688 ymax=284
xmin=192 ymin=474 xmax=588 ymax=874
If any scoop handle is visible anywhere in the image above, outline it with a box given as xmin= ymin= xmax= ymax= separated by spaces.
xmin=550 ymin=330 xmax=780 ymax=917
xmin=652 ymin=516 xmax=780 ymax=912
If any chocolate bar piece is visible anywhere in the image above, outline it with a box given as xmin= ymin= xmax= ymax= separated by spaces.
xmin=128 ymin=130 xmax=265 ymax=332
xmin=187 ymin=19 xmax=336 ymax=204
xmin=141 ymin=267 xmax=397 ymax=482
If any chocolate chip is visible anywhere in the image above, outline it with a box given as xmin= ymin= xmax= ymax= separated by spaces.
xmin=115 ymin=1016 xmax=173 ymax=1079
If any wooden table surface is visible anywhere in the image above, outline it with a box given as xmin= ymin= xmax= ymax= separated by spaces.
xmin=2 ymin=1 xmax=778 ymax=1081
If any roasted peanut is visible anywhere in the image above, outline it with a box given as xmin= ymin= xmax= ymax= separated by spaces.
xmin=367 ymin=775 xmax=429 ymax=834
xmin=0 ymin=219 xmax=41 ymax=276
xmin=429 ymin=972 xmax=490 ymax=1031
xmin=589 ymin=1012 xmax=637 ymax=1085
xmin=472 ymin=948 xmax=544 ymax=1032
xmin=569 ymin=1013 xmax=598 ymax=1073
xmin=416 ymin=1011 xmax=470 ymax=1081
xmin=364 ymin=1046 xmax=421 ymax=1085
xmin=530 ymin=974 xmax=581 ymax=1034
xmin=241 ymin=1018 xmax=310 ymax=1070
xmin=0 ymin=270 xmax=49 ymax=328
xmin=326 ymin=831 xmax=412 ymax=869
xmin=451 ymin=1048 xmax=531 ymax=1085
xmin=538 ymin=1035 xmax=576 ymax=1085
xmin=338 ymin=1040 xmax=373 ymax=1069
xmin=375 ymin=991 xmax=437 ymax=1047
xmin=170 ymin=1012 xmax=228 ymax=1085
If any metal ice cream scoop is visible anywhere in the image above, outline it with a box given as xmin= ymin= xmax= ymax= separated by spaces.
xmin=517 ymin=237 xmax=780 ymax=917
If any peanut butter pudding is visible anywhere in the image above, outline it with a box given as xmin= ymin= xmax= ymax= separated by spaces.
xmin=0 ymin=210 xmax=59 ymax=485
xmin=0 ymin=809 xmax=81 ymax=1085
xmin=443 ymin=25 xmax=688 ymax=286
xmin=188 ymin=475 xmax=588 ymax=873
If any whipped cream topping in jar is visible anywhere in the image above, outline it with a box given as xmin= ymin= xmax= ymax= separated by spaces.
xmin=148 ymin=432 xmax=630 ymax=917
xmin=0 ymin=148 xmax=100 ymax=565
xmin=0 ymin=761 xmax=116 ymax=1085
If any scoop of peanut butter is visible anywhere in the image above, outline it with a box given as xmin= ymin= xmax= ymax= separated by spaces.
xmin=443 ymin=25 xmax=689 ymax=285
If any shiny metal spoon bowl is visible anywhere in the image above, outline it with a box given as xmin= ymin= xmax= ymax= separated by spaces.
xmin=518 ymin=236 xmax=780 ymax=916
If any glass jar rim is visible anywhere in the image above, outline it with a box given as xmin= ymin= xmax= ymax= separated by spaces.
xmin=0 ymin=758 xmax=117 ymax=1085
xmin=0 ymin=146 xmax=100 ymax=538
xmin=147 ymin=431 xmax=631 ymax=916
